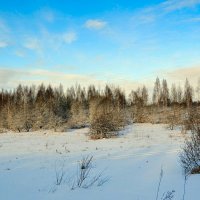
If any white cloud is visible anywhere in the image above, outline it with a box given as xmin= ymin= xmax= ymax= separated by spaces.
xmin=62 ymin=32 xmax=77 ymax=44
xmin=85 ymin=19 xmax=107 ymax=30
xmin=22 ymin=31 xmax=77 ymax=54
xmin=133 ymin=0 xmax=200 ymax=25
xmin=0 ymin=67 xmax=142 ymax=93
xmin=139 ymin=14 xmax=156 ymax=24
xmin=155 ymin=64 xmax=200 ymax=89
xmin=0 ymin=68 xmax=101 ymax=89
xmin=0 ymin=19 xmax=10 ymax=48
xmin=24 ymin=38 xmax=41 ymax=51
xmin=163 ymin=65 xmax=200 ymax=79
xmin=1 ymin=66 xmax=200 ymax=99
xmin=0 ymin=41 xmax=8 ymax=48
xmin=14 ymin=50 xmax=25 ymax=57
xmin=0 ymin=19 xmax=9 ymax=33
xmin=161 ymin=0 xmax=200 ymax=12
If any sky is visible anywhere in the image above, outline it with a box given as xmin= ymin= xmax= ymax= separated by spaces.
xmin=0 ymin=0 xmax=200 ymax=92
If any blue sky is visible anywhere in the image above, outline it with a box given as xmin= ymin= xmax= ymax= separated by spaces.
xmin=0 ymin=0 xmax=200 ymax=90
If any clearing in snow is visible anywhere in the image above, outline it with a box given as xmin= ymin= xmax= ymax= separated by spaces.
xmin=0 ymin=123 xmax=199 ymax=200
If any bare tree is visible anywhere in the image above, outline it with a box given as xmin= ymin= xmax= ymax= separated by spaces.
xmin=153 ymin=77 xmax=161 ymax=106
xmin=161 ymin=79 xmax=169 ymax=107
xmin=184 ymin=79 xmax=193 ymax=107
xmin=69 ymin=100 xmax=87 ymax=128
xmin=142 ymin=85 xmax=148 ymax=106
xmin=196 ymin=78 xmax=200 ymax=103
xmin=177 ymin=85 xmax=183 ymax=104
xmin=170 ymin=83 xmax=177 ymax=104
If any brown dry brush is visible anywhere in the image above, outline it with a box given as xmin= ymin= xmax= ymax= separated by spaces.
xmin=89 ymin=96 xmax=126 ymax=139
xmin=180 ymin=108 xmax=200 ymax=175
xmin=180 ymin=130 xmax=200 ymax=175
xmin=0 ymin=77 xmax=198 ymax=133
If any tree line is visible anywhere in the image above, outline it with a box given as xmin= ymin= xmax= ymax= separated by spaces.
xmin=0 ymin=77 xmax=200 ymax=135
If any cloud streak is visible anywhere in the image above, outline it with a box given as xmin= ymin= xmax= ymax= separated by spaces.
xmin=157 ymin=64 xmax=200 ymax=87
xmin=85 ymin=19 xmax=107 ymax=30
xmin=0 ymin=68 xmax=102 ymax=89
xmin=62 ymin=32 xmax=77 ymax=44
xmin=0 ymin=41 xmax=8 ymax=48
xmin=0 ymin=18 xmax=9 ymax=33
xmin=164 ymin=65 xmax=200 ymax=79
xmin=133 ymin=0 xmax=200 ymax=25
xmin=161 ymin=0 xmax=200 ymax=12
xmin=1 ymin=65 xmax=199 ymax=94
xmin=0 ymin=68 xmax=142 ymax=93
xmin=24 ymin=38 xmax=41 ymax=51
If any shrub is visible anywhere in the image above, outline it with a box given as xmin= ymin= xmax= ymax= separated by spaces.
xmin=71 ymin=156 xmax=108 ymax=190
xmin=180 ymin=109 xmax=200 ymax=175
xmin=89 ymin=97 xmax=126 ymax=139
xmin=180 ymin=130 xmax=200 ymax=175
xmin=68 ymin=100 xmax=88 ymax=129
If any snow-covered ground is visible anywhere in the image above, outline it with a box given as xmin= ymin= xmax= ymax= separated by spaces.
xmin=0 ymin=124 xmax=199 ymax=200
